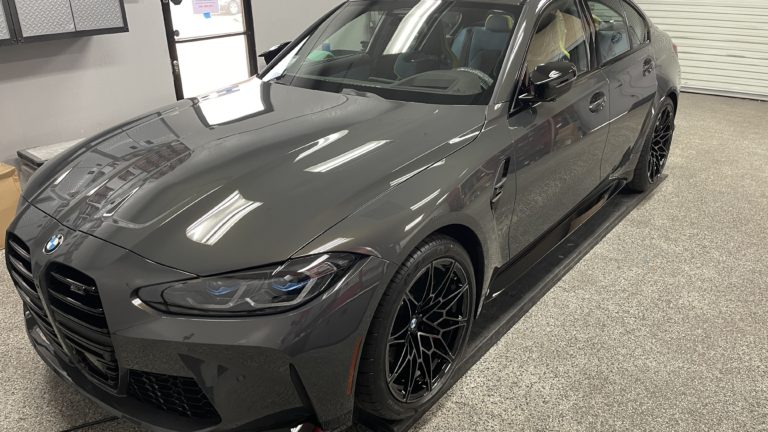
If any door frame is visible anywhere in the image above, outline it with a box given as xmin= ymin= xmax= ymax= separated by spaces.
xmin=161 ymin=0 xmax=259 ymax=100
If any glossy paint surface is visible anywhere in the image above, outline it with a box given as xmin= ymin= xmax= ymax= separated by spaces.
xmin=10 ymin=0 xmax=681 ymax=430
xmin=24 ymin=79 xmax=485 ymax=275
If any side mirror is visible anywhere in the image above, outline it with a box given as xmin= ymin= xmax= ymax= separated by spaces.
xmin=259 ymin=41 xmax=291 ymax=65
xmin=519 ymin=61 xmax=578 ymax=103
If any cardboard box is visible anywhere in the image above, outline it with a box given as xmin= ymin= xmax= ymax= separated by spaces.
xmin=0 ymin=163 xmax=21 ymax=248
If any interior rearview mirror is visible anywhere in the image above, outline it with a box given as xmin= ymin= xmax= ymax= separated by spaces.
xmin=519 ymin=61 xmax=578 ymax=104
xmin=259 ymin=41 xmax=292 ymax=65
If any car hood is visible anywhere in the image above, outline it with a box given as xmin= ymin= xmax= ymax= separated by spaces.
xmin=26 ymin=78 xmax=485 ymax=275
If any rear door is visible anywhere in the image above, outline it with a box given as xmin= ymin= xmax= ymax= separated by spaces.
xmin=506 ymin=0 xmax=611 ymax=257
xmin=586 ymin=0 xmax=657 ymax=178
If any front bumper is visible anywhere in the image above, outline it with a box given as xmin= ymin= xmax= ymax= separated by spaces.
xmin=8 ymin=203 xmax=392 ymax=431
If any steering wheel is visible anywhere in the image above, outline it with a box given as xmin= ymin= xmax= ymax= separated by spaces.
xmin=456 ymin=67 xmax=494 ymax=88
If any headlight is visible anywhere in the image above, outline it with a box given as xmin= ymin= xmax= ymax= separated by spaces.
xmin=138 ymin=253 xmax=360 ymax=316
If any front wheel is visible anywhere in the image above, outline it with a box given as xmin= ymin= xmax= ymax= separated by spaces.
xmin=627 ymin=97 xmax=676 ymax=192
xmin=356 ymin=235 xmax=475 ymax=420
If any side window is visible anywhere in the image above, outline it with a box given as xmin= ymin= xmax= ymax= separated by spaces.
xmin=525 ymin=0 xmax=589 ymax=75
xmin=622 ymin=2 xmax=649 ymax=46
xmin=587 ymin=0 xmax=631 ymax=64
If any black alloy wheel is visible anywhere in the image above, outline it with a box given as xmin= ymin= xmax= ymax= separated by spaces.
xmin=648 ymin=104 xmax=674 ymax=183
xmin=627 ymin=97 xmax=676 ymax=192
xmin=386 ymin=258 xmax=471 ymax=403
xmin=356 ymin=235 xmax=475 ymax=420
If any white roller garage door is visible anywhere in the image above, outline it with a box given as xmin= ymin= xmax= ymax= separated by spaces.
xmin=635 ymin=0 xmax=768 ymax=100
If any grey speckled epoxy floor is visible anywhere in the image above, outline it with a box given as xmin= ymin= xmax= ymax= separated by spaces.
xmin=1 ymin=93 xmax=767 ymax=432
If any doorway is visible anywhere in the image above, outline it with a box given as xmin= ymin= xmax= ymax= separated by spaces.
xmin=161 ymin=0 xmax=258 ymax=100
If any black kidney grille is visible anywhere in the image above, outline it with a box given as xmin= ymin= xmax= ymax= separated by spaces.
xmin=6 ymin=235 xmax=62 ymax=350
xmin=45 ymin=264 xmax=119 ymax=390
xmin=128 ymin=370 xmax=220 ymax=420
xmin=7 ymin=234 xmax=219 ymax=418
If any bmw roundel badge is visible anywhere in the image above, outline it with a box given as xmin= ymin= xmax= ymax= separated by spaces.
xmin=44 ymin=234 xmax=64 ymax=254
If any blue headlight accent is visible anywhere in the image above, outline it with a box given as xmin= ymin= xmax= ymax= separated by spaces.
xmin=207 ymin=286 xmax=239 ymax=296
xmin=272 ymin=281 xmax=308 ymax=292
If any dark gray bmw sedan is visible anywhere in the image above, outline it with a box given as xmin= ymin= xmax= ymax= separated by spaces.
xmin=6 ymin=0 xmax=679 ymax=430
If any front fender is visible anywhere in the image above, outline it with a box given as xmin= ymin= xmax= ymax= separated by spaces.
xmin=293 ymin=139 xmax=508 ymax=301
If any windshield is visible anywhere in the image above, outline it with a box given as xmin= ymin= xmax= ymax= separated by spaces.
xmin=262 ymin=0 xmax=522 ymax=105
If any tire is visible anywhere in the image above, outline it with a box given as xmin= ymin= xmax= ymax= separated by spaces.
xmin=627 ymin=97 xmax=676 ymax=193
xmin=356 ymin=235 xmax=476 ymax=420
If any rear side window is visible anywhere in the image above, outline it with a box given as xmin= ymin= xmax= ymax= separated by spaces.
xmin=622 ymin=2 xmax=649 ymax=46
xmin=587 ymin=0 xmax=631 ymax=64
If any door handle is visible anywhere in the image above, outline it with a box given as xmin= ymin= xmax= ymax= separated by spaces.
xmin=491 ymin=157 xmax=511 ymax=207
xmin=589 ymin=92 xmax=606 ymax=113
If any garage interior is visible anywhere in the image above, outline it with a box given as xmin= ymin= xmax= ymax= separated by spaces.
xmin=1 ymin=0 xmax=766 ymax=431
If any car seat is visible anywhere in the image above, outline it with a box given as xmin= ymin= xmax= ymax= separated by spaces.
xmin=451 ymin=14 xmax=515 ymax=76
xmin=394 ymin=19 xmax=458 ymax=79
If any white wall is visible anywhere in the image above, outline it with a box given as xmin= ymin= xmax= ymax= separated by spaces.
xmin=252 ymin=0 xmax=341 ymax=70
xmin=0 ymin=0 xmax=343 ymax=163
xmin=0 ymin=0 xmax=176 ymax=163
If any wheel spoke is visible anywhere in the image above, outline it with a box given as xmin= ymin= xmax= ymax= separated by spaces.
xmin=433 ymin=260 xmax=456 ymax=302
xmin=434 ymin=283 xmax=469 ymax=312
xmin=419 ymin=319 xmax=442 ymax=336
xmin=437 ymin=316 xmax=468 ymax=333
xmin=428 ymin=333 xmax=456 ymax=363
xmin=421 ymin=262 xmax=435 ymax=306
xmin=390 ymin=316 xmax=410 ymax=341
xmin=388 ymin=334 xmax=411 ymax=384
xmin=404 ymin=339 xmax=419 ymax=402
xmin=404 ymin=290 xmax=420 ymax=312
xmin=416 ymin=334 xmax=433 ymax=392
xmin=389 ymin=331 xmax=407 ymax=345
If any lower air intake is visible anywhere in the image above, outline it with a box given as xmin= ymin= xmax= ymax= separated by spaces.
xmin=128 ymin=370 xmax=220 ymax=420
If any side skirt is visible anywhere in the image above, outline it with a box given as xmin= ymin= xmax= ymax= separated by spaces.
xmin=487 ymin=178 xmax=626 ymax=300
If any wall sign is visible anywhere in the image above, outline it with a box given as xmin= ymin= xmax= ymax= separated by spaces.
xmin=192 ymin=0 xmax=220 ymax=15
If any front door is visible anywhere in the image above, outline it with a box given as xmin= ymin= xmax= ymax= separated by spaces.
xmin=161 ymin=0 xmax=258 ymax=99
xmin=507 ymin=0 xmax=610 ymax=257
xmin=586 ymin=0 xmax=657 ymax=178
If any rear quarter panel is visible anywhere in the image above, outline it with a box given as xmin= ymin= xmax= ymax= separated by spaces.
xmin=651 ymin=25 xmax=682 ymax=100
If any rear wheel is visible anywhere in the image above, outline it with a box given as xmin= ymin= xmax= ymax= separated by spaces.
xmin=356 ymin=235 xmax=475 ymax=420
xmin=627 ymin=98 xmax=676 ymax=192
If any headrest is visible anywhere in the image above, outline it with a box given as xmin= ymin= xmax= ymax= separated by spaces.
xmin=485 ymin=14 xmax=514 ymax=32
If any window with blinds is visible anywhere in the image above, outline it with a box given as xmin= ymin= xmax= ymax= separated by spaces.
xmin=635 ymin=0 xmax=768 ymax=100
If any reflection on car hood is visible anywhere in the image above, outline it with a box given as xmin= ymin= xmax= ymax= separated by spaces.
xmin=26 ymin=78 xmax=485 ymax=275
